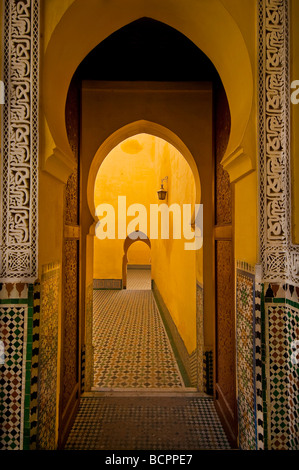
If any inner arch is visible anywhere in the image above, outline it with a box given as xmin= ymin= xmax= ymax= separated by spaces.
xmin=88 ymin=121 xmax=201 ymax=226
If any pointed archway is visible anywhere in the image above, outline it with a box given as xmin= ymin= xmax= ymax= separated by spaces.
xmin=43 ymin=0 xmax=253 ymax=185
xmin=122 ymin=232 xmax=151 ymax=290
xmin=45 ymin=3 xmax=251 ymax=447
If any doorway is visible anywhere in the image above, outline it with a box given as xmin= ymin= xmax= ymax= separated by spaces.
xmin=91 ymin=132 xmax=198 ymax=392
xmin=58 ymin=18 xmax=238 ymax=448
xmin=124 ymin=235 xmax=152 ymax=291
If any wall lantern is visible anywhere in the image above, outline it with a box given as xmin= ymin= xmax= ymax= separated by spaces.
xmin=157 ymin=176 xmax=168 ymax=201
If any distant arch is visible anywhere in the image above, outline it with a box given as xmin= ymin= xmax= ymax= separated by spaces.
xmin=122 ymin=231 xmax=151 ymax=289
xmin=88 ymin=120 xmax=201 ymax=229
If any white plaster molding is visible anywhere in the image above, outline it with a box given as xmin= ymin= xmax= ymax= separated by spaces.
xmin=42 ymin=147 xmax=77 ymax=184
xmin=0 ymin=0 xmax=40 ymax=283
xmin=258 ymin=0 xmax=299 ymax=285
xmin=221 ymin=146 xmax=255 ymax=183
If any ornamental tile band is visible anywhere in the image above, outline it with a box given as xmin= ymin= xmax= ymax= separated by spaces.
xmin=236 ymin=268 xmax=257 ymax=450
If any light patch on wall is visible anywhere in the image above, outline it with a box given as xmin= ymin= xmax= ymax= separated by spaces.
xmin=120 ymin=138 xmax=144 ymax=154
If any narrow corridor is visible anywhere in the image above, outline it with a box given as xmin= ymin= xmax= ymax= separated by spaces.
xmin=64 ymin=270 xmax=231 ymax=450
xmin=92 ymin=283 xmax=185 ymax=389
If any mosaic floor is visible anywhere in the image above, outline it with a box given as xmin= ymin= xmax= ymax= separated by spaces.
xmin=66 ymin=272 xmax=231 ymax=451
xmin=93 ymin=288 xmax=185 ymax=389
xmin=127 ymin=268 xmax=151 ymax=290
xmin=65 ymin=396 xmax=231 ymax=450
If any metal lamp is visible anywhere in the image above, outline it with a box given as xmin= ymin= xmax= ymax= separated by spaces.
xmin=157 ymin=176 xmax=168 ymax=201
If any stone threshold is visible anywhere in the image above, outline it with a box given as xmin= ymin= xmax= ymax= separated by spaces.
xmin=85 ymin=388 xmax=208 ymax=398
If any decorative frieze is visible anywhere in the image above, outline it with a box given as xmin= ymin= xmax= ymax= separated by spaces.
xmin=258 ymin=0 xmax=299 ymax=284
xmin=0 ymin=0 xmax=39 ymax=283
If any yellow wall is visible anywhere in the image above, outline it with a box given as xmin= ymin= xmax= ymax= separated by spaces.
xmin=94 ymin=134 xmax=156 ymax=279
xmin=151 ymin=139 xmax=197 ymax=353
xmin=42 ymin=0 xmax=76 ymax=53
xmin=93 ymin=134 xmax=198 ymax=353
xmin=40 ymin=0 xmax=77 ymax=173
xmin=220 ymin=0 xmax=258 ymax=266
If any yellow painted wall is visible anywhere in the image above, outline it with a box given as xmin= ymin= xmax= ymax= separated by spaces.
xmin=93 ymin=134 xmax=198 ymax=353
xmin=151 ymin=139 xmax=197 ymax=354
xmin=94 ymin=134 xmax=156 ymax=279
xmin=42 ymin=0 xmax=76 ymax=53
xmin=220 ymin=0 xmax=259 ymax=266
xmin=40 ymin=0 xmax=77 ymax=171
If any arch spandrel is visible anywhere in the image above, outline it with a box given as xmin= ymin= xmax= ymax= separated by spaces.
xmin=43 ymin=0 xmax=253 ymax=183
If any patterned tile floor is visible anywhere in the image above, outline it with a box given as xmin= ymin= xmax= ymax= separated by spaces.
xmin=66 ymin=271 xmax=231 ymax=451
xmin=65 ymin=396 xmax=231 ymax=450
xmin=93 ymin=287 xmax=185 ymax=389
xmin=127 ymin=268 xmax=151 ymax=290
